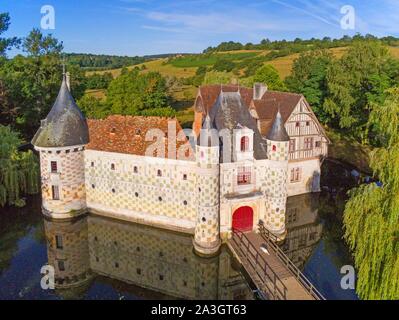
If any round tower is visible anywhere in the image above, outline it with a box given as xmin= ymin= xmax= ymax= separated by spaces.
xmin=31 ymin=73 xmax=89 ymax=219
xmin=194 ymin=115 xmax=221 ymax=256
xmin=265 ymin=110 xmax=289 ymax=239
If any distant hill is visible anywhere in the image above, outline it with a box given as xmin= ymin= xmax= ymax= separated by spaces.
xmin=66 ymin=53 xmax=191 ymax=71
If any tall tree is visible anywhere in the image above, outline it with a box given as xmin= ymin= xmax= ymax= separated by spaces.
xmin=285 ymin=50 xmax=333 ymax=123
xmin=323 ymin=40 xmax=399 ymax=143
xmin=0 ymin=29 xmax=85 ymax=138
xmin=252 ymin=64 xmax=287 ymax=91
xmin=106 ymin=69 xmax=173 ymax=116
xmin=343 ymin=87 xmax=399 ymax=300
xmin=0 ymin=13 xmax=20 ymax=57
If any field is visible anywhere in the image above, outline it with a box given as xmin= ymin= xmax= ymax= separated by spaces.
xmin=85 ymin=45 xmax=399 ymax=131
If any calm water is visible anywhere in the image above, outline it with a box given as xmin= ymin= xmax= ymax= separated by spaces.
xmin=0 ymin=161 xmax=359 ymax=300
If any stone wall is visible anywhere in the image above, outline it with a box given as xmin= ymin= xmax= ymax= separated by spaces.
xmin=85 ymin=150 xmax=197 ymax=232
xmin=287 ymin=158 xmax=321 ymax=196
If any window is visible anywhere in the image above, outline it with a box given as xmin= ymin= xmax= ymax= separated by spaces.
xmin=52 ymin=185 xmax=60 ymax=200
xmin=110 ymin=127 xmax=116 ymax=135
xmin=135 ymin=129 xmax=141 ymax=135
xmin=92 ymin=184 xmax=95 ymax=189
xmin=134 ymin=166 xmax=138 ymax=173
xmin=304 ymin=137 xmax=313 ymax=150
xmin=272 ymin=145 xmax=277 ymax=152
xmin=55 ymin=235 xmax=63 ymax=249
xmin=183 ymin=174 xmax=187 ymax=180
xmin=157 ymin=169 xmax=162 ymax=177
xmin=50 ymin=161 xmax=58 ymax=173
xmin=111 ymin=188 xmax=115 ymax=193
xmin=135 ymin=192 xmax=139 ymax=197
xmin=290 ymin=168 xmax=301 ymax=183
xmin=240 ymin=136 xmax=249 ymax=152
xmin=115 ymin=262 xmax=119 ymax=268
xmin=237 ymin=167 xmax=251 ymax=185
xmin=158 ymin=196 xmax=162 ymax=202
xmin=137 ymin=268 xmax=141 ymax=275
xmin=295 ymin=122 xmax=300 ymax=127
xmin=183 ymin=200 xmax=187 ymax=206
xmin=306 ymin=121 xmax=310 ymax=126
xmin=111 ymin=163 xmax=115 ymax=170
xmin=58 ymin=261 xmax=65 ymax=271
xmin=289 ymin=139 xmax=296 ymax=153
xmin=91 ymin=161 xmax=94 ymax=167
xmin=315 ymin=141 xmax=321 ymax=148
xmin=200 ymin=151 xmax=205 ymax=158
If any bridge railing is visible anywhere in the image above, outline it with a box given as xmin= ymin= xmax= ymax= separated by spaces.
xmin=231 ymin=230 xmax=288 ymax=300
xmin=258 ymin=221 xmax=326 ymax=300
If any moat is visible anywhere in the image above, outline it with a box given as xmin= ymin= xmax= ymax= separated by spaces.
xmin=0 ymin=161 xmax=359 ymax=300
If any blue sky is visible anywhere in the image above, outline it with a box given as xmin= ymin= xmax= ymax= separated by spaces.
xmin=2 ymin=0 xmax=399 ymax=56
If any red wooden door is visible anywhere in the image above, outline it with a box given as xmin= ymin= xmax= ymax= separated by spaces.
xmin=232 ymin=206 xmax=253 ymax=232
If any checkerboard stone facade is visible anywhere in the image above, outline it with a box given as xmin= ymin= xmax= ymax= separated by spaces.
xmin=38 ymin=146 xmax=87 ymax=217
xmin=194 ymin=145 xmax=221 ymax=255
xmin=85 ymin=150 xmax=197 ymax=231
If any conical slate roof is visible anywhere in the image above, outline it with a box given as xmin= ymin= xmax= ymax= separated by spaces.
xmin=31 ymin=75 xmax=89 ymax=148
xmin=266 ymin=110 xmax=289 ymax=141
xmin=197 ymin=114 xmax=219 ymax=147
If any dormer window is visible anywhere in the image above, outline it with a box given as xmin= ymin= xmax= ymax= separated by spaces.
xmin=135 ymin=129 xmax=141 ymax=135
xmin=240 ymin=136 xmax=249 ymax=152
xmin=110 ymin=127 xmax=116 ymax=135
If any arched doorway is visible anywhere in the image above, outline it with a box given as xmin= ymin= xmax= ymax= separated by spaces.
xmin=232 ymin=206 xmax=254 ymax=232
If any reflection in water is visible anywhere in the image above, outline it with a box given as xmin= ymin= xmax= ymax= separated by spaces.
xmin=44 ymin=215 xmax=254 ymax=300
xmin=283 ymin=194 xmax=323 ymax=270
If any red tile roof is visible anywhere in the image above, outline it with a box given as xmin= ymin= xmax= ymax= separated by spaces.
xmin=87 ymin=115 xmax=194 ymax=160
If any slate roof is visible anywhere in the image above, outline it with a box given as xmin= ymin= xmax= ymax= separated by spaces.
xmin=209 ymin=91 xmax=268 ymax=160
xmin=195 ymin=85 xmax=303 ymax=138
xmin=86 ymin=115 xmax=195 ymax=161
xmin=31 ymin=75 xmax=89 ymax=148
xmin=266 ymin=110 xmax=290 ymax=141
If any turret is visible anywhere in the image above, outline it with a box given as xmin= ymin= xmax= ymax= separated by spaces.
xmin=31 ymin=72 xmax=89 ymax=219
xmin=194 ymin=115 xmax=221 ymax=256
xmin=265 ymin=110 xmax=289 ymax=239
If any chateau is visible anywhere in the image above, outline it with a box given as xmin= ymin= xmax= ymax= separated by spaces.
xmin=32 ymin=74 xmax=329 ymax=256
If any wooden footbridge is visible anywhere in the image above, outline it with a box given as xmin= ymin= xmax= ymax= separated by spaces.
xmin=227 ymin=222 xmax=325 ymax=300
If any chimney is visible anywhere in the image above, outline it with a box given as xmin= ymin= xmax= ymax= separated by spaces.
xmin=253 ymin=83 xmax=267 ymax=100
xmin=66 ymin=72 xmax=71 ymax=91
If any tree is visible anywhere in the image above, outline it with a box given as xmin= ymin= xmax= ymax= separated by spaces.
xmin=0 ymin=29 xmax=85 ymax=138
xmin=202 ymin=71 xmax=235 ymax=85
xmin=285 ymin=50 xmax=333 ymax=123
xmin=343 ymin=88 xmax=399 ymax=300
xmin=0 ymin=125 xmax=39 ymax=207
xmin=106 ymin=69 xmax=171 ymax=116
xmin=0 ymin=13 xmax=20 ymax=57
xmin=323 ymin=40 xmax=399 ymax=143
xmin=213 ymin=59 xmax=235 ymax=72
xmin=252 ymin=64 xmax=287 ymax=91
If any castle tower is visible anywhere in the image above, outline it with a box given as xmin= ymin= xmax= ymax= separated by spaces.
xmin=44 ymin=216 xmax=92 ymax=298
xmin=31 ymin=73 xmax=89 ymax=219
xmin=265 ymin=110 xmax=290 ymax=239
xmin=194 ymin=115 xmax=221 ymax=256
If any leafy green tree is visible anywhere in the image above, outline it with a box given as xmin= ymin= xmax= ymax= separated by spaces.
xmin=0 ymin=13 xmax=20 ymax=57
xmin=0 ymin=29 xmax=85 ymax=138
xmin=252 ymin=64 xmax=287 ymax=91
xmin=285 ymin=50 xmax=333 ymax=122
xmin=323 ymin=41 xmax=399 ymax=143
xmin=106 ymin=69 xmax=170 ymax=116
xmin=77 ymin=95 xmax=110 ymax=119
xmin=0 ymin=125 xmax=39 ymax=207
xmin=213 ymin=59 xmax=235 ymax=72
xmin=343 ymin=88 xmax=399 ymax=300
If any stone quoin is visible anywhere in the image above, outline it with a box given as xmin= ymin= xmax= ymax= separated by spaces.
xmin=32 ymin=75 xmax=329 ymax=256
